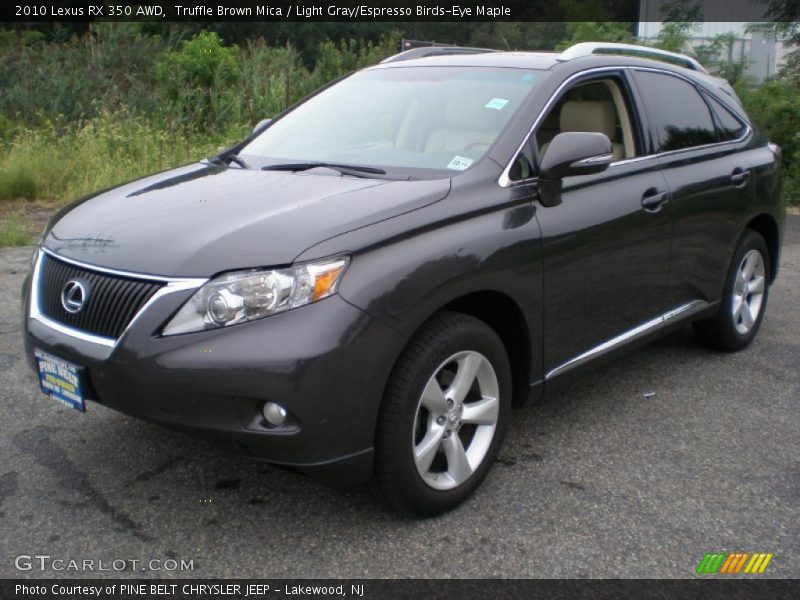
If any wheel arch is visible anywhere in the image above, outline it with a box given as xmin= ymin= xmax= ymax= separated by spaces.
xmin=439 ymin=290 xmax=533 ymax=408
xmin=745 ymin=213 xmax=780 ymax=283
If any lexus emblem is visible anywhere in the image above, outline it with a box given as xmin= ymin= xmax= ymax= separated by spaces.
xmin=61 ymin=280 xmax=88 ymax=314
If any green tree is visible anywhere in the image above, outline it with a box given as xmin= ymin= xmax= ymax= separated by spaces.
xmin=652 ymin=0 xmax=701 ymax=53
xmin=555 ymin=22 xmax=634 ymax=50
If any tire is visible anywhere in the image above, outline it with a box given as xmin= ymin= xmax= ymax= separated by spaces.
xmin=693 ymin=230 xmax=770 ymax=351
xmin=374 ymin=311 xmax=512 ymax=517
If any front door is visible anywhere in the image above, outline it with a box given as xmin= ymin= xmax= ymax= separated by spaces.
xmin=532 ymin=72 xmax=674 ymax=379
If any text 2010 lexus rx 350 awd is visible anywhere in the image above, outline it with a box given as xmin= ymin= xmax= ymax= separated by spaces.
xmin=23 ymin=43 xmax=784 ymax=515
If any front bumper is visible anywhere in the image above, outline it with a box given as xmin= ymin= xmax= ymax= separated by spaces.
xmin=22 ymin=267 xmax=407 ymax=485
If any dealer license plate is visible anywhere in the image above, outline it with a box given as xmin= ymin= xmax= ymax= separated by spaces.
xmin=34 ymin=349 xmax=86 ymax=412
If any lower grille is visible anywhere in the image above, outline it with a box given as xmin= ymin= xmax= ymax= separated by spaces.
xmin=38 ymin=253 xmax=163 ymax=339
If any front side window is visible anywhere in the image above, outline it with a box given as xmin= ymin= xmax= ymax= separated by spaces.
xmin=633 ymin=70 xmax=717 ymax=152
xmin=240 ymin=66 xmax=542 ymax=178
xmin=534 ymin=78 xmax=639 ymax=162
xmin=508 ymin=76 xmax=640 ymax=183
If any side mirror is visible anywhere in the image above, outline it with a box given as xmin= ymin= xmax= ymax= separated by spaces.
xmin=540 ymin=132 xmax=613 ymax=180
xmin=252 ymin=118 xmax=272 ymax=135
xmin=537 ymin=132 xmax=614 ymax=207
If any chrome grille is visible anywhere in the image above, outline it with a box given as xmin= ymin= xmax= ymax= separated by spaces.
xmin=38 ymin=253 xmax=163 ymax=339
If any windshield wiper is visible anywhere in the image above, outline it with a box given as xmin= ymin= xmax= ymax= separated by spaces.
xmin=207 ymin=152 xmax=250 ymax=169
xmin=261 ymin=162 xmax=386 ymax=177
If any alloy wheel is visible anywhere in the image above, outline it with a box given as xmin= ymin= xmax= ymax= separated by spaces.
xmin=412 ymin=351 xmax=500 ymax=491
xmin=732 ymin=249 xmax=766 ymax=335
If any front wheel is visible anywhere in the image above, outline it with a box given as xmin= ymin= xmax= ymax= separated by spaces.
xmin=693 ymin=230 xmax=770 ymax=351
xmin=374 ymin=312 xmax=511 ymax=517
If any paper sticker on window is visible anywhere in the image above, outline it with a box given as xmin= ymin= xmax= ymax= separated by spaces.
xmin=484 ymin=98 xmax=509 ymax=110
xmin=447 ymin=156 xmax=474 ymax=171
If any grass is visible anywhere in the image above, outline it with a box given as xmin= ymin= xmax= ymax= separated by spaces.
xmin=0 ymin=215 xmax=34 ymax=246
xmin=0 ymin=164 xmax=37 ymax=201
xmin=0 ymin=112 xmax=246 ymax=204
xmin=0 ymin=113 xmax=248 ymax=247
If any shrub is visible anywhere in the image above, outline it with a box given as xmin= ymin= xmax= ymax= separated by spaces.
xmin=155 ymin=31 xmax=242 ymax=130
xmin=737 ymin=79 xmax=800 ymax=204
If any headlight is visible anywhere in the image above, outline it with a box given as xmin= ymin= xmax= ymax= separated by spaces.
xmin=162 ymin=257 xmax=348 ymax=336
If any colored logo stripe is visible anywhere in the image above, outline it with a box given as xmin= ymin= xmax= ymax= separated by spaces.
xmin=719 ymin=552 xmax=748 ymax=573
xmin=744 ymin=553 xmax=773 ymax=574
xmin=697 ymin=552 xmax=773 ymax=574
xmin=696 ymin=553 xmax=726 ymax=574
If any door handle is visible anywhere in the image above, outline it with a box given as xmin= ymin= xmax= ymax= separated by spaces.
xmin=731 ymin=168 xmax=751 ymax=187
xmin=641 ymin=189 xmax=669 ymax=213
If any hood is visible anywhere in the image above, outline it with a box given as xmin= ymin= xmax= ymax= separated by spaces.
xmin=44 ymin=163 xmax=451 ymax=277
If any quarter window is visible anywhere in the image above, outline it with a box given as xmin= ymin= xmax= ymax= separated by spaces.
xmin=634 ymin=71 xmax=717 ymax=152
xmin=704 ymin=94 xmax=747 ymax=141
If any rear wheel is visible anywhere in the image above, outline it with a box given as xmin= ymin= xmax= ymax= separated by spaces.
xmin=693 ymin=230 xmax=770 ymax=351
xmin=374 ymin=312 xmax=511 ymax=517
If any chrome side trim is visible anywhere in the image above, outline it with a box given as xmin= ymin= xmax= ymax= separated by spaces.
xmin=663 ymin=299 xmax=708 ymax=323
xmin=29 ymin=250 xmax=207 ymax=351
xmin=544 ymin=300 xmax=710 ymax=381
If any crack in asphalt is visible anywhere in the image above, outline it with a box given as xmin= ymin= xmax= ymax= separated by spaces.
xmin=13 ymin=425 xmax=155 ymax=543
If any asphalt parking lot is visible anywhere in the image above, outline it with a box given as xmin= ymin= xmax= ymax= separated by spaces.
xmin=0 ymin=217 xmax=798 ymax=579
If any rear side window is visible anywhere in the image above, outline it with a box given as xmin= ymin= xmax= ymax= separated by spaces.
xmin=704 ymin=94 xmax=747 ymax=141
xmin=634 ymin=71 xmax=717 ymax=152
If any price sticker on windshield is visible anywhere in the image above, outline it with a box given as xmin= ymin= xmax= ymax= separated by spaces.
xmin=447 ymin=156 xmax=474 ymax=171
xmin=484 ymin=98 xmax=509 ymax=110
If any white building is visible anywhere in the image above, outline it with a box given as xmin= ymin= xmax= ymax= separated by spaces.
xmin=637 ymin=1 xmax=789 ymax=81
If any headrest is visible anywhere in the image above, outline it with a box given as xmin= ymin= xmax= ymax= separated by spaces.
xmin=444 ymin=98 xmax=501 ymax=132
xmin=559 ymin=101 xmax=616 ymax=139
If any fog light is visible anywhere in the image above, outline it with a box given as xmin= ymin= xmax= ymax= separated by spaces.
xmin=262 ymin=402 xmax=287 ymax=427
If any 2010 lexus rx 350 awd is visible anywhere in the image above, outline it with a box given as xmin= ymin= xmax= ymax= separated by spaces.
xmin=23 ymin=43 xmax=784 ymax=515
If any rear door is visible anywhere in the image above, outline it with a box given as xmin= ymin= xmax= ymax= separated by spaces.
xmin=630 ymin=68 xmax=757 ymax=308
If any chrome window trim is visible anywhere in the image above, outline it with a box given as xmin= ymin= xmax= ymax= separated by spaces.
xmin=498 ymin=66 xmax=751 ymax=189
xmin=498 ymin=67 xmax=622 ymax=188
xmin=29 ymin=249 xmax=207 ymax=351
xmin=544 ymin=300 xmax=709 ymax=381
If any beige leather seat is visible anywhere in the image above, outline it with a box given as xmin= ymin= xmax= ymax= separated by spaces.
xmin=425 ymin=99 xmax=500 ymax=153
xmin=541 ymin=101 xmax=624 ymax=160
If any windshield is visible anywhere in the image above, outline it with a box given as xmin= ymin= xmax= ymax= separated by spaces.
xmin=240 ymin=66 xmax=541 ymax=178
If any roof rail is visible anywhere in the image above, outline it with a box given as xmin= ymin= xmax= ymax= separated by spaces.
xmin=559 ymin=42 xmax=707 ymax=73
xmin=381 ymin=46 xmax=496 ymax=64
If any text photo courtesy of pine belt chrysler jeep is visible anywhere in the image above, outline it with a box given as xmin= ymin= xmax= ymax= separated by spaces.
xmin=23 ymin=43 xmax=784 ymax=516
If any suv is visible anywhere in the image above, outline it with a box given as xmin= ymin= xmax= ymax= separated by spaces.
xmin=23 ymin=42 xmax=784 ymax=516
